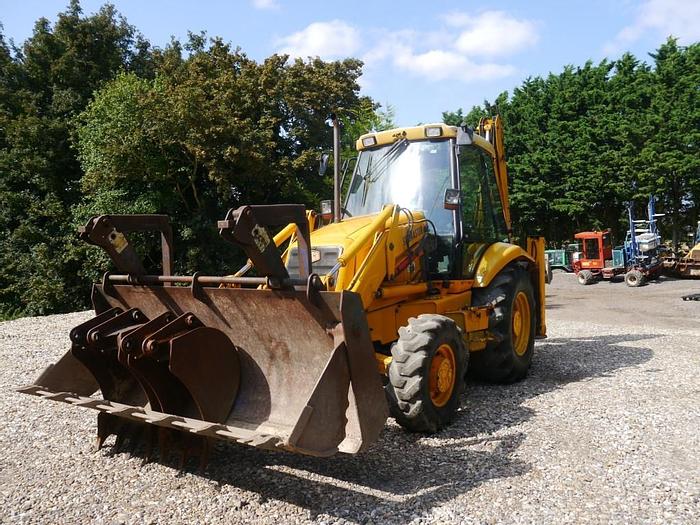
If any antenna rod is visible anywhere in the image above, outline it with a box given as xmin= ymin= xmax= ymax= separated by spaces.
xmin=331 ymin=114 xmax=341 ymax=223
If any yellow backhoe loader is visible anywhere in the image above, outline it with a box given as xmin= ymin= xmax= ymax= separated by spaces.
xmin=19 ymin=116 xmax=547 ymax=465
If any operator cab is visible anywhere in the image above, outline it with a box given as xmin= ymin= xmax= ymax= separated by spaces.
xmin=573 ymin=229 xmax=615 ymax=270
xmin=345 ymin=124 xmax=509 ymax=279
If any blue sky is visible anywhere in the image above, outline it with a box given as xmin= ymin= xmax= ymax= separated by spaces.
xmin=1 ymin=0 xmax=699 ymax=125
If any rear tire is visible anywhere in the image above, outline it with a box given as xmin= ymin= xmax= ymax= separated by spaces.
xmin=386 ymin=315 xmax=468 ymax=433
xmin=625 ymin=269 xmax=645 ymax=287
xmin=577 ymin=270 xmax=594 ymax=285
xmin=470 ymin=265 xmax=536 ymax=384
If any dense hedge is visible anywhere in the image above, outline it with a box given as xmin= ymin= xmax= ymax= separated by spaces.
xmin=444 ymin=39 xmax=699 ymax=246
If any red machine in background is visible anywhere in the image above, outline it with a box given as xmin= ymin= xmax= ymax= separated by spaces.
xmin=572 ymin=229 xmax=626 ymax=285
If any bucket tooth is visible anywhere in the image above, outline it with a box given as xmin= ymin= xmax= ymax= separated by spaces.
xmin=177 ymin=436 xmax=211 ymax=472
xmin=177 ymin=446 xmax=188 ymax=470
xmin=114 ymin=431 xmax=127 ymax=451
xmin=142 ymin=427 xmax=157 ymax=464
xmin=124 ymin=424 xmax=145 ymax=454
xmin=96 ymin=412 xmax=146 ymax=454
xmin=198 ymin=438 xmax=212 ymax=472
xmin=96 ymin=412 xmax=123 ymax=451
xmin=158 ymin=427 xmax=173 ymax=464
xmin=155 ymin=428 xmax=200 ymax=468
xmin=163 ymin=433 xmax=210 ymax=471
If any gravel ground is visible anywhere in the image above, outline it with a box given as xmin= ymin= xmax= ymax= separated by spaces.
xmin=1 ymin=274 xmax=699 ymax=524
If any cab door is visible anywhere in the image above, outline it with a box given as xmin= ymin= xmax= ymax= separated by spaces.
xmin=457 ymin=144 xmax=509 ymax=279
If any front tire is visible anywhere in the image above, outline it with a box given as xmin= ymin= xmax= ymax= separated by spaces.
xmin=470 ymin=265 xmax=536 ymax=384
xmin=386 ymin=315 xmax=468 ymax=433
xmin=625 ymin=269 xmax=645 ymax=287
xmin=577 ymin=270 xmax=594 ymax=285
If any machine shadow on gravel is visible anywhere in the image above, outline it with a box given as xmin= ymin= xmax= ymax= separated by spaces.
xmin=167 ymin=332 xmax=657 ymax=523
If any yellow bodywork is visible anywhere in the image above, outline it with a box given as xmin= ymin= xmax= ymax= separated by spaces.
xmin=282 ymin=209 xmax=544 ymax=369
xmin=282 ymin=206 xmax=491 ymax=354
xmin=282 ymin=120 xmax=548 ymax=373
xmin=687 ymin=243 xmax=700 ymax=262
xmin=473 ymin=242 xmax=533 ymax=287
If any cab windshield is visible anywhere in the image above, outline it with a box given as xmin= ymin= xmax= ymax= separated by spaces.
xmin=344 ymin=140 xmax=454 ymax=234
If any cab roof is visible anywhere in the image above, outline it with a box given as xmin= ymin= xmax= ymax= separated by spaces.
xmin=356 ymin=123 xmax=494 ymax=154
xmin=574 ymin=229 xmax=611 ymax=239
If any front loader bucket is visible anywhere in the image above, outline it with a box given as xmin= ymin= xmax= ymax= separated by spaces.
xmin=19 ymin=284 xmax=388 ymax=457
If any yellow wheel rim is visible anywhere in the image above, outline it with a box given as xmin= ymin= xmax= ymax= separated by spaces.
xmin=429 ymin=344 xmax=456 ymax=408
xmin=512 ymin=291 xmax=531 ymax=357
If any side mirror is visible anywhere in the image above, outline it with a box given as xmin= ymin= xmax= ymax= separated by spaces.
xmin=444 ymin=188 xmax=461 ymax=210
xmin=456 ymin=126 xmax=473 ymax=145
xmin=318 ymin=153 xmax=330 ymax=176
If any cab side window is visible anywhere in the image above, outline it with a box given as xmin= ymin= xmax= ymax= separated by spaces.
xmin=458 ymin=145 xmax=508 ymax=243
xmin=584 ymin=238 xmax=600 ymax=260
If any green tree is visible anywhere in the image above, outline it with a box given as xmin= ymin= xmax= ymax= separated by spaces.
xmin=442 ymin=40 xmax=700 ymax=246
xmin=442 ymin=108 xmax=465 ymax=126
xmin=640 ymin=39 xmax=700 ymax=248
xmin=74 ymin=35 xmax=377 ymax=277
xmin=0 ymin=2 xmax=147 ymax=317
xmin=1 ymin=3 xmax=386 ymax=317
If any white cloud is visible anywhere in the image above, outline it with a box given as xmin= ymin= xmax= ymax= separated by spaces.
xmin=604 ymin=0 xmax=700 ymax=54
xmin=450 ymin=11 xmax=539 ymax=57
xmin=393 ymin=49 xmax=515 ymax=82
xmin=277 ymin=11 xmax=537 ymax=82
xmin=361 ymin=31 xmax=415 ymax=67
xmin=361 ymin=27 xmax=519 ymax=83
xmin=396 ymin=49 xmax=467 ymax=79
xmin=252 ymin=0 xmax=279 ymax=10
xmin=276 ymin=20 xmax=360 ymax=59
